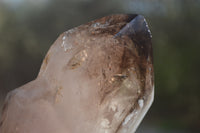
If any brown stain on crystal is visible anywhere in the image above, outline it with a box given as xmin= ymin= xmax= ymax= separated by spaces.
xmin=38 ymin=52 xmax=51 ymax=76
xmin=44 ymin=53 xmax=50 ymax=66
xmin=54 ymin=86 xmax=63 ymax=103
xmin=67 ymin=57 xmax=81 ymax=70
xmin=67 ymin=49 xmax=87 ymax=70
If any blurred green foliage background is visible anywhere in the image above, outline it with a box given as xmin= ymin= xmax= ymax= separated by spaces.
xmin=0 ymin=0 xmax=200 ymax=132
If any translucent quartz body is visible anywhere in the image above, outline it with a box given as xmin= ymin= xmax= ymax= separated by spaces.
xmin=0 ymin=14 xmax=154 ymax=133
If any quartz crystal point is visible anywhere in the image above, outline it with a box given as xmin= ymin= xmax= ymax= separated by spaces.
xmin=0 ymin=14 xmax=154 ymax=133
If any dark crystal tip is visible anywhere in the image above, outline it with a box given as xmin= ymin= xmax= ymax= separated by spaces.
xmin=115 ymin=14 xmax=153 ymax=59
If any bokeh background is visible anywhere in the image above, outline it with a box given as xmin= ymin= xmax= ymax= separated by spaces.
xmin=0 ymin=0 xmax=200 ymax=132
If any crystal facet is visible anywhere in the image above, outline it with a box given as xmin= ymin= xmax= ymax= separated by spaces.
xmin=0 ymin=14 xmax=154 ymax=133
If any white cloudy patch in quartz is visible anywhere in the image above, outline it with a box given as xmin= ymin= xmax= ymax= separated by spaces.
xmin=92 ymin=21 xmax=110 ymax=28
xmin=138 ymin=99 xmax=144 ymax=108
xmin=100 ymin=118 xmax=110 ymax=129
xmin=122 ymin=110 xmax=135 ymax=126
xmin=61 ymin=35 xmax=73 ymax=52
